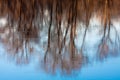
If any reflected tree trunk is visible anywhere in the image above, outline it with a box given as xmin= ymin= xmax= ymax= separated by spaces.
xmin=0 ymin=0 xmax=120 ymax=74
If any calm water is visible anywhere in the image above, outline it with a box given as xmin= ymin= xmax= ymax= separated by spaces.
xmin=0 ymin=16 xmax=120 ymax=80
xmin=0 ymin=46 xmax=120 ymax=80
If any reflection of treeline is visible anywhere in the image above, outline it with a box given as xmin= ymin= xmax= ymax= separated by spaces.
xmin=0 ymin=0 xmax=120 ymax=74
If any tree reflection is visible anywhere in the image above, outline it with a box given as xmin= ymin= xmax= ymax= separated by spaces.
xmin=0 ymin=0 xmax=120 ymax=74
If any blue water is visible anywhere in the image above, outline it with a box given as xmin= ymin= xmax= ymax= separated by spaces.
xmin=0 ymin=53 xmax=120 ymax=80
xmin=0 ymin=17 xmax=120 ymax=80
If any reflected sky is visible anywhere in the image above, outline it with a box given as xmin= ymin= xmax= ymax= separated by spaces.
xmin=0 ymin=52 xmax=120 ymax=80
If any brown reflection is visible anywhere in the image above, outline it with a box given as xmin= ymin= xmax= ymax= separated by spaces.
xmin=0 ymin=0 xmax=120 ymax=74
xmin=42 ymin=47 xmax=88 ymax=74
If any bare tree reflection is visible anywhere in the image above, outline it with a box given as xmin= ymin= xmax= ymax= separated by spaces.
xmin=0 ymin=0 xmax=120 ymax=74
xmin=96 ymin=0 xmax=120 ymax=60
